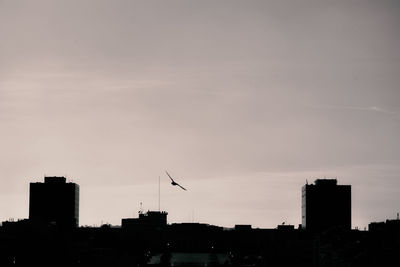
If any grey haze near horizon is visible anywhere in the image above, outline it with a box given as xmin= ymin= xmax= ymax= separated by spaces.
xmin=1 ymin=0 xmax=399 ymax=229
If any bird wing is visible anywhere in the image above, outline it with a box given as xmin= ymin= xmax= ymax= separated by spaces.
xmin=166 ymin=171 xmax=187 ymax=191
xmin=177 ymin=183 xmax=187 ymax=191
xmin=165 ymin=171 xmax=174 ymax=182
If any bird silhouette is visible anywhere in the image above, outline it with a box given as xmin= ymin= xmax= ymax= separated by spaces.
xmin=165 ymin=171 xmax=187 ymax=191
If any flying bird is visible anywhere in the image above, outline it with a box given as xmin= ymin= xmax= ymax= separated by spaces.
xmin=165 ymin=171 xmax=187 ymax=191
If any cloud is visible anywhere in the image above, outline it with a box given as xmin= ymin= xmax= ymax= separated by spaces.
xmin=314 ymin=105 xmax=400 ymax=120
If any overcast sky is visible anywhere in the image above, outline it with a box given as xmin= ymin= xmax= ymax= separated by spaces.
xmin=1 ymin=0 xmax=399 ymax=229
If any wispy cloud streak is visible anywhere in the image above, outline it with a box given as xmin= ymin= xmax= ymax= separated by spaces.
xmin=314 ymin=105 xmax=400 ymax=120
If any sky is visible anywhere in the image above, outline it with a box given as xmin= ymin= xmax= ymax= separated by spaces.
xmin=1 ymin=0 xmax=399 ymax=229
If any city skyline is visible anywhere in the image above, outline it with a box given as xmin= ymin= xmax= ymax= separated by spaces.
xmin=1 ymin=176 xmax=399 ymax=266
xmin=2 ymin=174 xmax=398 ymax=231
xmin=1 ymin=0 xmax=400 ymax=229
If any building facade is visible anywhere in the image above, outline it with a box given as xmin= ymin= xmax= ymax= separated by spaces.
xmin=29 ymin=176 xmax=79 ymax=228
xmin=302 ymin=179 xmax=351 ymax=232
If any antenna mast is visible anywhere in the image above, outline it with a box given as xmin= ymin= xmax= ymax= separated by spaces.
xmin=158 ymin=176 xmax=161 ymax=211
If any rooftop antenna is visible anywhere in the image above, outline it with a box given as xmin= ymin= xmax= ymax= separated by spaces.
xmin=397 ymin=212 xmax=399 ymax=220
xmin=139 ymin=202 xmax=143 ymax=214
xmin=158 ymin=176 xmax=161 ymax=212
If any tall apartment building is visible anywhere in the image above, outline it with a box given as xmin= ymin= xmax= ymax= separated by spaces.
xmin=302 ymin=179 xmax=351 ymax=232
xmin=29 ymin=176 xmax=79 ymax=228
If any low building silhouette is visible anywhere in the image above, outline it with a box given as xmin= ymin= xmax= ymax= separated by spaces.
xmin=29 ymin=176 xmax=79 ymax=228
xmin=302 ymin=179 xmax=351 ymax=232
xmin=122 ymin=210 xmax=168 ymax=229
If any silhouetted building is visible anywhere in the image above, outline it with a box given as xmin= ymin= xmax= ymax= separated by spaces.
xmin=277 ymin=224 xmax=295 ymax=231
xmin=234 ymin=224 xmax=252 ymax=231
xmin=29 ymin=176 xmax=79 ymax=228
xmin=369 ymin=215 xmax=400 ymax=233
xmin=122 ymin=210 xmax=168 ymax=229
xmin=148 ymin=252 xmax=231 ymax=266
xmin=302 ymin=179 xmax=351 ymax=232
